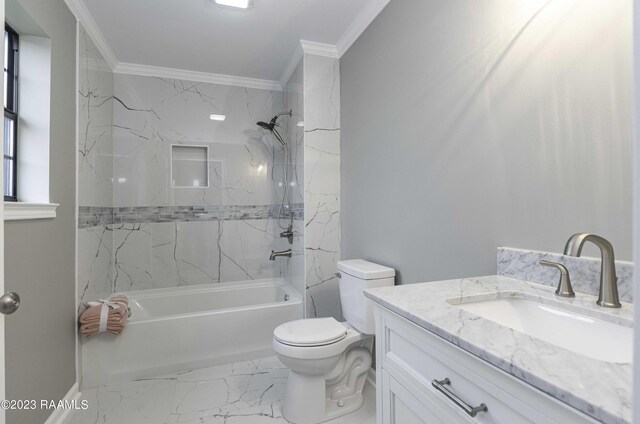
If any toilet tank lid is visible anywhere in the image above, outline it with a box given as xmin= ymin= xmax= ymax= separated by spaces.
xmin=337 ymin=259 xmax=395 ymax=280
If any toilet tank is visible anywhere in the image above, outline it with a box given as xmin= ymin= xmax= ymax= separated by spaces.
xmin=338 ymin=259 xmax=395 ymax=334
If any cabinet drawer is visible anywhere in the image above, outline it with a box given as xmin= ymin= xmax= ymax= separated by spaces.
xmin=381 ymin=369 xmax=461 ymax=424
xmin=376 ymin=306 xmax=598 ymax=424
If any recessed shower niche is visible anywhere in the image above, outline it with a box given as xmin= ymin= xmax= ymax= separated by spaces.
xmin=171 ymin=144 xmax=209 ymax=188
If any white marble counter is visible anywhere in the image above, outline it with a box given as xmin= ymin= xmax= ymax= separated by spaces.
xmin=364 ymin=276 xmax=632 ymax=424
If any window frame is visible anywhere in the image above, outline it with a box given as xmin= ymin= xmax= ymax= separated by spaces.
xmin=4 ymin=23 xmax=18 ymax=202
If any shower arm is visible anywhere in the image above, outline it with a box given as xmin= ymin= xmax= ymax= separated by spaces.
xmin=271 ymin=110 xmax=293 ymax=127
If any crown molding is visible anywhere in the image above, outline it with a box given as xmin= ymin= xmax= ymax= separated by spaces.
xmin=300 ymin=40 xmax=339 ymax=59
xmin=279 ymin=43 xmax=303 ymax=89
xmin=63 ymin=0 xmax=118 ymax=70
xmin=114 ymin=62 xmax=283 ymax=91
xmin=336 ymin=0 xmax=391 ymax=57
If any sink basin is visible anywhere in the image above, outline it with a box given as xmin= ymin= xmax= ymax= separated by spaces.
xmin=450 ymin=295 xmax=632 ymax=363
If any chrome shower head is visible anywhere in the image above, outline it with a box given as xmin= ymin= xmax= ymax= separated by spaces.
xmin=257 ymin=121 xmax=275 ymax=131
xmin=256 ymin=110 xmax=292 ymax=146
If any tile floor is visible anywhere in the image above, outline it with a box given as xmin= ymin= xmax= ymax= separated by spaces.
xmin=63 ymin=356 xmax=376 ymax=424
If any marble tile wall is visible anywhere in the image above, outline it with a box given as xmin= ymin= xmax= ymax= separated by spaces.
xmin=77 ymin=32 xmax=345 ymax=325
xmin=77 ymin=45 xmax=305 ymax=300
xmin=110 ymin=219 xmax=284 ymax=292
xmin=283 ymin=59 xmax=306 ymax=307
xmin=77 ymin=24 xmax=115 ymax=308
xmin=106 ymin=74 xmax=288 ymax=292
xmin=303 ymin=54 xmax=342 ymax=320
xmin=497 ymin=247 xmax=634 ymax=303
xmin=77 ymin=26 xmax=114 ymax=208
xmin=112 ymin=74 xmax=284 ymax=208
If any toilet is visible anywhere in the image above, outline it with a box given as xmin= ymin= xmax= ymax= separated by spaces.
xmin=273 ymin=259 xmax=395 ymax=424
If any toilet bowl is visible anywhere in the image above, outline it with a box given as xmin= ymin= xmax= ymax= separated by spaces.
xmin=273 ymin=318 xmax=372 ymax=424
xmin=273 ymin=260 xmax=395 ymax=424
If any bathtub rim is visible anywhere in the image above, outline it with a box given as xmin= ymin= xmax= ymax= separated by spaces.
xmin=123 ymin=277 xmax=302 ymax=324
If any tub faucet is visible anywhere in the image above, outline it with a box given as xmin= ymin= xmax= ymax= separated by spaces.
xmin=563 ymin=233 xmax=620 ymax=308
xmin=270 ymin=249 xmax=292 ymax=261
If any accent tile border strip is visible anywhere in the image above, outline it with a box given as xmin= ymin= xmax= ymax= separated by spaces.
xmin=78 ymin=207 xmax=113 ymax=229
xmin=78 ymin=204 xmax=304 ymax=229
xmin=497 ymin=246 xmax=634 ymax=303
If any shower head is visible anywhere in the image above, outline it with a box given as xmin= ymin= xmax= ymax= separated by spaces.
xmin=257 ymin=121 xmax=275 ymax=131
xmin=256 ymin=110 xmax=292 ymax=146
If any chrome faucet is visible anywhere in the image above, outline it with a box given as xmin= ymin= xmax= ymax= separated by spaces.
xmin=270 ymin=249 xmax=292 ymax=261
xmin=563 ymin=233 xmax=620 ymax=308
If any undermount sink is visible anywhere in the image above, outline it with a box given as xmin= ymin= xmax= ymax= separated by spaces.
xmin=448 ymin=294 xmax=633 ymax=363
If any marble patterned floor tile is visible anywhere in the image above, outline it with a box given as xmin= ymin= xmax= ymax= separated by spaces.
xmin=64 ymin=356 xmax=375 ymax=424
xmin=67 ymin=376 xmax=178 ymax=424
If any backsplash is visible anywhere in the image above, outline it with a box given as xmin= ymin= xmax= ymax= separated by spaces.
xmin=497 ymin=247 xmax=634 ymax=303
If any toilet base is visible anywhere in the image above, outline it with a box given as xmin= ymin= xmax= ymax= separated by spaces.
xmin=281 ymin=342 xmax=372 ymax=424
xmin=283 ymin=371 xmax=326 ymax=424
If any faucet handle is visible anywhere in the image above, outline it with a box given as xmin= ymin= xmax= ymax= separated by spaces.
xmin=540 ymin=260 xmax=575 ymax=298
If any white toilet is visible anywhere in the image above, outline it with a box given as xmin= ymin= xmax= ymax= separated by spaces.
xmin=273 ymin=259 xmax=395 ymax=424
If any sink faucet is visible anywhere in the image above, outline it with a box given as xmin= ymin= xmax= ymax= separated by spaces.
xmin=563 ymin=233 xmax=620 ymax=308
xmin=270 ymin=249 xmax=292 ymax=261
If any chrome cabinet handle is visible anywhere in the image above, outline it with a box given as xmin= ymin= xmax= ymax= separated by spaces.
xmin=432 ymin=378 xmax=488 ymax=417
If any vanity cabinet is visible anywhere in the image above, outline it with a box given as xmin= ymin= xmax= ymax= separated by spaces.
xmin=373 ymin=305 xmax=599 ymax=424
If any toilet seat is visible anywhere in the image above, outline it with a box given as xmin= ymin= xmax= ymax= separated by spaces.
xmin=274 ymin=317 xmax=347 ymax=347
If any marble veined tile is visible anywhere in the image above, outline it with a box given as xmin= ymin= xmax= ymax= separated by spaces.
xmin=497 ymin=246 xmax=634 ymax=302
xmin=112 ymin=74 xmax=284 ymax=208
xmin=77 ymin=24 xmax=114 ymax=208
xmin=77 ymin=226 xmax=113 ymax=310
xmin=303 ymin=54 xmax=341 ymax=320
xmin=109 ymin=219 xmax=281 ymax=292
xmin=64 ymin=356 xmax=374 ymax=424
xmin=67 ymin=376 xmax=177 ymax=424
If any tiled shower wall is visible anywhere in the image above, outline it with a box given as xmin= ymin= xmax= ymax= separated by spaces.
xmin=77 ymin=27 xmax=343 ymax=323
xmin=77 ymin=26 xmax=301 ymax=304
xmin=77 ymin=25 xmax=114 ymax=307
xmin=107 ymin=74 xmax=286 ymax=292
xmin=283 ymin=59 xmax=306 ymax=308
xmin=303 ymin=54 xmax=342 ymax=320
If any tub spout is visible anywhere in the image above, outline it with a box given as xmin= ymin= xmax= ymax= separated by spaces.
xmin=270 ymin=249 xmax=292 ymax=261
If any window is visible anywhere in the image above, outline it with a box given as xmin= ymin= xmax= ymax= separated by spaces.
xmin=4 ymin=24 xmax=18 ymax=201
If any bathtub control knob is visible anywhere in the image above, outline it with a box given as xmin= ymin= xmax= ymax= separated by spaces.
xmin=337 ymin=400 xmax=344 ymax=407
xmin=0 ymin=292 xmax=20 ymax=315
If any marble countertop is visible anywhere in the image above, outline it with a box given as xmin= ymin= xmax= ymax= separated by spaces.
xmin=364 ymin=276 xmax=633 ymax=424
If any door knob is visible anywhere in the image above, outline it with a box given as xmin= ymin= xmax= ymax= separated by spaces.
xmin=0 ymin=292 xmax=20 ymax=315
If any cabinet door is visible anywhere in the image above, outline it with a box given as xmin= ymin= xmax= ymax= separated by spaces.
xmin=382 ymin=370 xmax=460 ymax=424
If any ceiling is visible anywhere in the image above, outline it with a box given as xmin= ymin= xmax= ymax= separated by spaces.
xmin=80 ymin=0 xmax=380 ymax=84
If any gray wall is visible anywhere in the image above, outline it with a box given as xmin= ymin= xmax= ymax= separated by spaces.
xmin=4 ymin=0 xmax=77 ymax=422
xmin=341 ymin=0 xmax=632 ymax=284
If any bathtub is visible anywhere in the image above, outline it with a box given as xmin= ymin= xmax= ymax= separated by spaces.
xmin=81 ymin=278 xmax=302 ymax=387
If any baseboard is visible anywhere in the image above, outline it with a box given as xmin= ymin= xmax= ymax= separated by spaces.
xmin=366 ymin=367 xmax=376 ymax=389
xmin=43 ymin=382 xmax=81 ymax=424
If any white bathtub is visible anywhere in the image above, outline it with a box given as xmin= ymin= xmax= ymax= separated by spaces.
xmin=81 ymin=278 xmax=302 ymax=387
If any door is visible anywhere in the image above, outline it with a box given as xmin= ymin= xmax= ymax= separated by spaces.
xmin=0 ymin=0 xmax=7 ymax=420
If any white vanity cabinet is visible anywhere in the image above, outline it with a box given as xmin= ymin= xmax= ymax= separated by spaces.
xmin=373 ymin=305 xmax=600 ymax=424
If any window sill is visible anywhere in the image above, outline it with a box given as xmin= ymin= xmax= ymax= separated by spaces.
xmin=4 ymin=202 xmax=59 ymax=221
